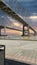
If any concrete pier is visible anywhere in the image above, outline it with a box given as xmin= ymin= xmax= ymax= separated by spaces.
xmin=22 ymin=25 xmax=30 ymax=36
xmin=0 ymin=29 xmax=1 ymax=36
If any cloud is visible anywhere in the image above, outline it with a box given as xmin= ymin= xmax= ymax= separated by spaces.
xmin=29 ymin=16 xmax=37 ymax=19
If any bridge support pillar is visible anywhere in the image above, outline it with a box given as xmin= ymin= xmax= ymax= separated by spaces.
xmin=22 ymin=25 xmax=25 ymax=36
xmin=4 ymin=26 xmax=6 ymax=35
xmin=22 ymin=25 xmax=30 ymax=36
xmin=0 ymin=29 xmax=1 ymax=36
xmin=27 ymin=25 xmax=29 ymax=36
xmin=34 ymin=32 xmax=36 ymax=36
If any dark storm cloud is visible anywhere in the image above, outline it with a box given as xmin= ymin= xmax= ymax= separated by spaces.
xmin=18 ymin=0 xmax=37 ymax=15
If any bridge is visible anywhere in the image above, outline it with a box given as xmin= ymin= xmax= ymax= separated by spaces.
xmin=0 ymin=0 xmax=37 ymax=36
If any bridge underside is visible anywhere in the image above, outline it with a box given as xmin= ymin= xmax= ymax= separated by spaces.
xmin=0 ymin=1 xmax=37 ymax=36
xmin=0 ymin=26 xmax=21 ymax=36
xmin=0 ymin=25 xmax=36 ymax=36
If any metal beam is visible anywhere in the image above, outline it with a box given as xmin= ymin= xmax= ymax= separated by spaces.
xmin=0 ymin=26 xmax=22 ymax=32
xmin=6 ymin=27 xmax=22 ymax=32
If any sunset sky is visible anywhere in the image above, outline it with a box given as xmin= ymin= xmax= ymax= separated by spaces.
xmin=0 ymin=0 xmax=37 ymax=35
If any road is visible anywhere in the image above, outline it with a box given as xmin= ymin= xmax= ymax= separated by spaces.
xmin=0 ymin=40 xmax=37 ymax=65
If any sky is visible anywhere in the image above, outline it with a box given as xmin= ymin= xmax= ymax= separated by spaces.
xmin=2 ymin=0 xmax=37 ymax=29
xmin=0 ymin=0 xmax=37 ymax=35
xmin=18 ymin=0 xmax=37 ymax=14
xmin=0 ymin=10 xmax=22 ymax=35
xmin=17 ymin=0 xmax=37 ymax=30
